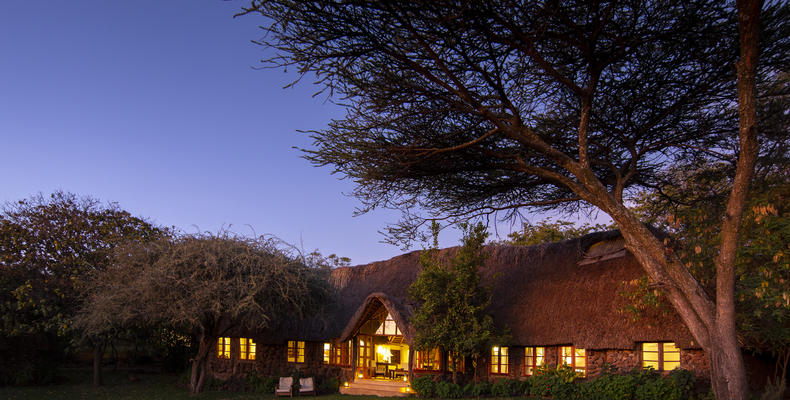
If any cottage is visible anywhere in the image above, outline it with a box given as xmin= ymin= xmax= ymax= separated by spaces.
xmin=207 ymin=231 xmax=710 ymax=390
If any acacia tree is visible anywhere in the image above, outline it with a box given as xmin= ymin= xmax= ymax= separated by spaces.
xmin=409 ymin=223 xmax=503 ymax=383
xmin=0 ymin=192 xmax=164 ymax=385
xmin=242 ymin=1 xmax=790 ymax=398
xmin=78 ymin=232 xmax=331 ymax=394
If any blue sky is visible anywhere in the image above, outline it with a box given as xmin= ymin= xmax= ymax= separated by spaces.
xmin=0 ymin=1 xmax=605 ymax=264
xmin=0 ymin=0 xmax=463 ymax=264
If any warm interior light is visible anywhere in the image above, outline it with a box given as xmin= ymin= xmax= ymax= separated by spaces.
xmin=344 ymin=382 xmax=349 ymax=387
xmin=358 ymin=373 xmax=363 ymax=378
xmin=376 ymin=345 xmax=392 ymax=363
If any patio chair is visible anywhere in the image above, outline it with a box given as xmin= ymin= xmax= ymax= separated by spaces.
xmin=299 ymin=377 xmax=316 ymax=396
xmin=275 ymin=376 xmax=293 ymax=397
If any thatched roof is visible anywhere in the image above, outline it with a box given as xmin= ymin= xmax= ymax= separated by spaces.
xmin=254 ymin=231 xmax=696 ymax=350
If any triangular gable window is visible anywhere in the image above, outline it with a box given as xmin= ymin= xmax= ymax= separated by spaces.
xmin=374 ymin=312 xmax=402 ymax=336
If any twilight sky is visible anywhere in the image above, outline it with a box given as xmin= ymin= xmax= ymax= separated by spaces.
xmin=0 ymin=1 xmax=601 ymax=264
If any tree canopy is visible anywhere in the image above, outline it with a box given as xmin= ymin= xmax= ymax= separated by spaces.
xmin=242 ymin=1 xmax=790 ymax=398
xmin=0 ymin=192 xmax=164 ymax=385
xmin=79 ymin=231 xmax=332 ymax=394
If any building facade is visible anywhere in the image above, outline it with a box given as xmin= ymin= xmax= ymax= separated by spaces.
xmin=207 ymin=232 xmax=711 ymax=386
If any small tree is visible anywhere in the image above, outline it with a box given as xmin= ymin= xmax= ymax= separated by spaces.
xmin=409 ymin=222 xmax=505 ymax=383
xmin=0 ymin=192 xmax=164 ymax=386
xmin=79 ymin=231 xmax=331 ymax=394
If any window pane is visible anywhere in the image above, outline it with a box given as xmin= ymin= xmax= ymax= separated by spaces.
xmin=644 ymin=360 xmax=660 ymax=369
xmin=536 ymin=347 xmax=545 ymax=366
xmin=643 ymin=342 xmax=659 ymax=352
xmin=249 ymin=339 xmax=256 ymax=360
xmin=240 ymin=338 xmax=248 ymax=360
xmin=643 ymin=352 xmax=659 ymax=362
xmin=664 ymin=361 xmax=680 ymax=370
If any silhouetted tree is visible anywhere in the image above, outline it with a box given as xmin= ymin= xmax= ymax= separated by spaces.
xmin=242 ymin=1 xmax=790 ymax=397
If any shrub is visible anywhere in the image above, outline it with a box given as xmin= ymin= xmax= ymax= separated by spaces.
xmin=246 ymin=374 xmax=278 ymax=393
xmin=583 ymin=370 xmax=638 ymax=400
xmin=668 ymin=369 xmax=695 ymax=400
xmin=515 ymin=378 xmax=531 ymax=395
xmin=436 ymin=381 xmax=463 ymax=398
xmin=528 ymin=372 xmax=564 ymax=397
xmin=317 ymin=376 xmax=339 ymax=394
xmin=634 ymin=374 xmax=675 ymax=400
xmin=490 ymin=378 xmax=520 ymax=397
xmin=464 ymin=381 xmax=491 ymax=397
xmin=412 ymin=376 xmax=437 ymax=398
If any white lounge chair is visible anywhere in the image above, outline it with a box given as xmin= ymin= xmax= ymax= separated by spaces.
xmin=299 ymin=377 xmax=316 ymax=396
xmin=275 ymin=376 xmax=293 ymax=397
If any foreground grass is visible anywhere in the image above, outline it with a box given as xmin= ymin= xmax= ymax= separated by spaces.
xmin=0 ymin=369 xmax=398 ymax=400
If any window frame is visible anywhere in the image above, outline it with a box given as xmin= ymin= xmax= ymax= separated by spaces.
xmin=414 ymin=348 xmax=441 ymax=371
xmin=523 ymin=346 xmax=545 ymax=376
xmin=490 ymin=346 xmax=509 ymax=375
xmin=560 ymin=345 xmax=586 ymax=377
xmin=217 ymin=337 xmax=231 ymax=359
xmin=239 ymin=337 xmax=256 ymax=361
xmin=641 ymin=342 xmax=681 ymax=371
xmin=287 ymin=340 xmax=306 ymax=363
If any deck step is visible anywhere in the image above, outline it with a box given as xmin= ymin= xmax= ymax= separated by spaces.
xmin=340 ymin=379 xmax=410 ymax=397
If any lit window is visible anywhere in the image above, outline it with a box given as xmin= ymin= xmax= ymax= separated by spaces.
xmin=447 ymin=353 xmax=465 ymax=373
xmin=415 ymin=348 xmax=441 ymax=371
xmin=240 ymin=338 xmax=256 ymax=360
xmin=342 ymin=340 xmax=352 ymax=365
xmin=524 ymin=347 xmax=545 ymax=376
xmin=217 ymin=337 xmax=231 ymax=359
xmin=287 ymin=340 xmax=305 ymax=363
xmin=490 ymin=346 xmax=509 ymax=374
xmin=642 ymin=342 xmax=680 ymax=371
xmin=323 ymin=343 xmax=331 ymax=364
xmin=375 ymin=313 xmax=402 ymax=336
xmin=560 ymin=346 xmax=586 ymax=376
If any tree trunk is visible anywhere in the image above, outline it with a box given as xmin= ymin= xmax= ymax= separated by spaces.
xmin=92 ymin=341 xmax=105 ymax=387
xmin=189 ymin=331 xmax=214 ymax=394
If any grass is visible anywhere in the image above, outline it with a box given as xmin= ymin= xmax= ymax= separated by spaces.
xmin=0 ymin=369 xmax=399 ymax=400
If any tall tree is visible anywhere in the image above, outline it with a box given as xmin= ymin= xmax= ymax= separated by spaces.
xmin=78 ymin=232 xmax=332 ymax=394
xmin=242 ymin=1 xmax=790 ymax=398
xmin=0 ymin=192 xmax=164 ymax=386
xmin=409 ymin=223 xmax=503 ymax=383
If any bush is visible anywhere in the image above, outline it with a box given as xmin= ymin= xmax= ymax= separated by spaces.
xmin=412 ymin=376 xmax=437 ymax=398
xmin=436 ymin=381 xmax=463 ymax=398
xmin=317 ymin=376 xmax=339 ymax=394
xmin=464 ymin=381 xmax=491 ymax=397
xmin=490 ymin=378 xmax=520 ymax=397
xmin=246 ymin=374 xmax=278 ymax=393
xmin=634 ymin=374 xmax=675 ymax=400
xmin=583 ymin=370 xmax=638 ymax=400
xmin=528 ymin=372 xmax=564 ymax=397
xmin=668 ymin=369 xmax=695 ymax=400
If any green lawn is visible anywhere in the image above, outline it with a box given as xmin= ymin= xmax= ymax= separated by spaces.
xmin=0 ymin=370 xmax=397 ymax=400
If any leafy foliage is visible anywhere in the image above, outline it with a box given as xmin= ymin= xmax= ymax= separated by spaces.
xmin=505 ymin=219 xmax=612 ymax=246
xmin=408 ymin=222 xmax=505 ymax=380
xmin=0 ymin=192 xmax=164 ymax=385
xmin=411 ymin=376 xmax=437 ymax=398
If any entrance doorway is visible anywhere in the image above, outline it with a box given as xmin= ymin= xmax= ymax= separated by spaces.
xmin=353 ymin=304 xmax=409 ymax=381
